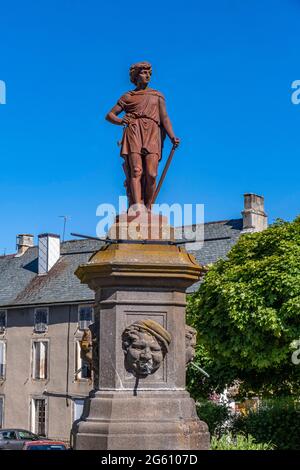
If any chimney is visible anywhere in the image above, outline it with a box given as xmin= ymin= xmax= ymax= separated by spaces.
xmin=38 ymin=233 xmax=60 ymax=275
xmin=242 ymin=193 xmax=268 ymax=233
xmin=15 ymin=234 xmax=34 ymax=257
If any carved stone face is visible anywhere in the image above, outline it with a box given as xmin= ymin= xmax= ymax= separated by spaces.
xmin=124 ymin=330 xmax=164 ymax=378
xmin=185 ymin=325 xmax=197 ymax=365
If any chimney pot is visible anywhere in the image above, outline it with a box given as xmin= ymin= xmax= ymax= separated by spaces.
xmin=16 ymin=234 xmax=34 ymax=256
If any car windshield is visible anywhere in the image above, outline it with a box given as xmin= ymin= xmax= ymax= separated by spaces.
xmin=19 ymin=431 xmax=39 ymax=440
xmin=27 ymin=444 xmax=66 ymax=450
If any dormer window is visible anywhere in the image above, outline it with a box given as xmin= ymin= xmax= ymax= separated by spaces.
xmin=34 ymin=308 xmax=48 ymax=333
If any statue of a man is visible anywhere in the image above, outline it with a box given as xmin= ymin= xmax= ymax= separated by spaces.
xmin=106 ymin=61 xmax=180 ymax=209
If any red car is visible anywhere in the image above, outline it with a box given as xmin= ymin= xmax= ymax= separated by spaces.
xmin=23 ymin=440 xmax=67 ymax=450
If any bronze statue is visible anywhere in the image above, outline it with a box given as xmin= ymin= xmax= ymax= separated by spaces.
xmin=122 ymin=319 xmax=171 ymax=378
xmin=106 ymin=62 xmax=180 ymax=209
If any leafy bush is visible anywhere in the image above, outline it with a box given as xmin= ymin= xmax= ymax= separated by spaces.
xmin=232 ymin=398 xmax=300 ymax=450
xmin=196 ymin=400 xmax=232 ymax=437
xmin=187 ymin=217 xmax=300 ymax=397
xmin=211 ymin=433 xmax=273 ymax=450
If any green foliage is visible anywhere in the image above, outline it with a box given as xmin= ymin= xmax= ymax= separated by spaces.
xmin=211 ymin=433 xmax=274 ymax=450
xmin=187 ymin=217 xmax=300 ymax=397
xmin=232 ymin=398 xmax=300 ymax=450
xmin=196 ymin=400 xmax=231 ymax=437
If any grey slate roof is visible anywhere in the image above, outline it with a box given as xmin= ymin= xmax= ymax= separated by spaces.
xmin=184 ymin=219 xmax=243 ymax=293
xmin=0 ymin=239 xmax=104 ymax=307
xmin=188 ymin=218 xmax=243 ymax=265
xmin=0 ymin=219 xmax=243 ymax=307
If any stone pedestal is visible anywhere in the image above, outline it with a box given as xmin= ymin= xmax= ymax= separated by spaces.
xmin=109 ymin=210 xmax=174 ymax=240
xmin=71 ymin=242 xmax=209 ymax=450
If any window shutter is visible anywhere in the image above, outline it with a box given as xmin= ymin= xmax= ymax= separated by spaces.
xmin=33 ymin=342 xmax=48 ymax=379
xmin=0 ymin=397 xmax=3 ymax=427
xmin=0 ymin=342 xmax=6 ymax=379
xmin=33 ymin=342 xmax=39 ymax=379
xmin=40 ymin=342 xmax=46 ymax=379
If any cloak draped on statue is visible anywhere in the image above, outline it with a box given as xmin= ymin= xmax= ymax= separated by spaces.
xmin=117 ymin=88 xmax=166 ymax=160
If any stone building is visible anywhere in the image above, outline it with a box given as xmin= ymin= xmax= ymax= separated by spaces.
xmin=0 ymin=194 xmax=267 ymax=441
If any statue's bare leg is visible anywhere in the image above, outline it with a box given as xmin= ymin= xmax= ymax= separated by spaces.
xmin=128 ymin=152 xmax=143 ymax=205
xmin=144 ymin=153 xmax=159 ymax=209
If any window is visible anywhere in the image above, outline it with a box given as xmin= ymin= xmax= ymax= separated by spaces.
xmin=32 ymin=341 xmax=48 ymax=380
xmin=0 ymin=342 xmax=6 ymax=380
xmin=34 ymin=308 xmax=48 ymax=333
xmin=18 ymin=430 xmax=38 ymax=440
xmin=31 ymin=398 xmax=46 ymax=437
xmin=75 ymin=341 xmax=91 ymax=380
xmin=78 ymin=305 xmax=93 ymax=330
xmin=0 ymin=430 xmax=16 ymax=440
xmin=0 ymin=311 xmax=6 ymax=334
xmin=73 ymin=399 xmax=85 ymax=422
xmin=0 ymin=396 xmax=4 ymax=428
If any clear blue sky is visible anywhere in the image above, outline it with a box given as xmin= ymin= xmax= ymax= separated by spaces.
xmin=1 ymin=0 xmax=299 ymax=254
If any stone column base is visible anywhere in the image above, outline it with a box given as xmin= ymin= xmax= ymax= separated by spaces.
xmin=72 ymin=390 xmax=209 ymax=450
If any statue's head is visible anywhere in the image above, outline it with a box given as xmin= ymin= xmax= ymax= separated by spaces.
xmin=122 ymin=319 xmax=171 ymax=378
xmin=185 ymin=325 xmax=197 ymax=365
xmin=129 ymin=61 xmax=152 ymax=86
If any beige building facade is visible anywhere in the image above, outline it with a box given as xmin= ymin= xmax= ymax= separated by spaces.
xmin=0 ymin=235 xmax=103 ymax=441
xmin=0 ymin=303 xmax=95 ymax=441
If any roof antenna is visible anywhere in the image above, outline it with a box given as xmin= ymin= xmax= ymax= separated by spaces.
xmin=59 ymin=215 xmax=71 ymax=242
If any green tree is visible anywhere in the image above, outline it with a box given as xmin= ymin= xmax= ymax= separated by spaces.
xmin=187 ymin=217 xmax=300 ymax=399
